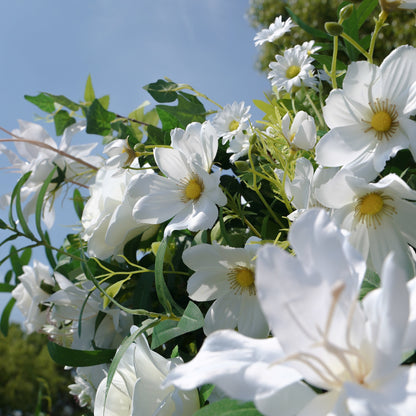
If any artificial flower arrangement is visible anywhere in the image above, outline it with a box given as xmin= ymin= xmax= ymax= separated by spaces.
xmin=2 ymin=0 xmax=416 ymax=414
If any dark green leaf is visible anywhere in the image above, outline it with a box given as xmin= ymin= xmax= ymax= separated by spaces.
xmin=0 ymin=219 xmax=7 ymax=229
xmin=20 ymin=247 xmax=32 ymax=266
xmin=194 ymin=399 xmax=262 ymax=416
xmin=47 ymin=342 xmax=116 ymax=366
xmin=44 ymin=93 xmax=80 ymax=111
xmin=9 ymin=246 xmax=23 ymax=277
xmin=0 ymin=297 xmax=16 ymax=337
xmin=43 ymin=231 xmax=57 ymax=269
xmin=53 ymin=109 xmax=76 ymax=136
xmin=143 ymin=79 xmax=179 ymax=103
xmin=10 ymin=172 xmax=34 ymax=238
xmin=286 ymin=8 xmax=331 ymax=40
xmin=85 ymin=99 xmax=116 ymax=135
xmin=146 ymin=125 xmax=171 ymax=146
xmin=357 ymin=0 xmax=378 ymax=28
xmin=73 ymin=189 xmax=84 ymax=220
xmin=24 ymin=93 xmax=56 ymax=113
xmin=0 ymin=283 xmax=14 ymax=292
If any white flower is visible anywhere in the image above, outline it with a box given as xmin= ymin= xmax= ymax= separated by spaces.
xmin=315 ymin=45 xmax=416 ymax=179
xmin=300 ymin=40 xmax=321 ymax=56
xmin=103 ymin=139 xmax=137 ymax=168
xmin=69 ymin=364 xmax=107 ymax=408
xmin=82 ymin=163 xmax=156 ymax=260
xmin=0 ymin=120 xmax=102 ymax=228
xmin=11 ymin=260 xmax=55 ymax=333
xmin=129 ymin=121 xmax=227 ymax=237
xmin=315 ymin=171 xmax=416 ymax=276
xmin=253 ymin=16 xmax=295 ymax=46
xmin=183 ymin=237 xmax=269 ymax=338
xmin=48 ymin=273 xmax=133 ymax=350
xmin=281 ymin=111 xmax=317 ymax=150
xmin=94 ymin=331 xmax=199 ymax=416
xmin=255 ymin=210 xmax=416 ymax=415
xmin=211 ymin=101 xmax=251 ymax=144
xmin=227 ymin=129 xmax=252 ymax=162
xmin=268 ymin=45 xmax=317 ymax=93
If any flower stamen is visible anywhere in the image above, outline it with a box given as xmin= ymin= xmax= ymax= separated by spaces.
xmin=180 ymin=175 xmax=204 ymax=203
xmin=228 ymin=266 xmax=256 ymax=295
xmin=363 ymin=99 xmax=399 ymax=140
xmin=286 ymin=65 xmax=301 ymax=79
xmin=228 ymin=120 xmax=240 ymax=131
xmin=354 ymin=192 xmax=396 ymax=228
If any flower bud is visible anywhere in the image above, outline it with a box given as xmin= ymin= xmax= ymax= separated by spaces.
xmin=134 ymin=143 xmax=146 ymax=153
xmin=339 ymin=4 xmax=354 ymax=21
xmin=249 ymin=134 xmax=257 ymax=145
xmin=234 ymin=161 xmax=250 ymax=171
xmin=325 ymin=22 xmax=344 ymax=36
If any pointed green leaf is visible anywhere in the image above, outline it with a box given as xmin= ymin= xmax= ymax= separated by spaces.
xmin=84 ymin=74 xmax=96 ymax=103
xmin=357 ymin=0 xmax=378 ymax=28
xmin=85 ymin=99 xmax=116 ymax=135
xmin=103 ymin=278 xmax=129 ymax=309
xmin=143 ymin=79 xmax=179 ymax=103
xmin=0 ymin=283 xmax=14 ymax=292
xmin=54 ymin=109 xmax=76 ymax=135
xmin=47 ymin=342 xmax=116 ymax=366
xmin=11 ymin=171 xmax=34 ymax=238
xmin=72 ymin=189 xmax=84 ymax=220
xmin=24 ymin=93 xmax=56 ymax=113
xmin=177 ymin=301 xmax=204 ymax=332
xmin=98 ymin=95 xmax=110 ymax=109
xmin=44 ymin=93 xmax=80 ymax=111
xmin=0 ymin=297 xmax=16 ymax=336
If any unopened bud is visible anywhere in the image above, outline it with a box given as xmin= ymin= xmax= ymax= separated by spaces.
xmin=249 ymin=134 xmax=257 ymax=145
xmin=134 ymin=143 xmax=146 ymax=153
xmin=339 ymin=4 xmax=354 ymax=21
xmin=325 ymin=22 xmax=344 ymax=36
xmin=234 ymin=161 xmax=250 ymax=171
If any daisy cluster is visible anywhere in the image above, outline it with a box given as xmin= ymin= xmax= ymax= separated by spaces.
xmin=2 ymin=1 xmax=416 ymax=415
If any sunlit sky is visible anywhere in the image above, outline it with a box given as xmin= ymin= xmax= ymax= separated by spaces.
xmin=0 ymin=1 xmax=271 ymax=324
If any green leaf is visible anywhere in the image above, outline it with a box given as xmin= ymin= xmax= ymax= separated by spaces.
xmin=357 ymin=0 xmax=378 ymax=28
xmin=151 ymin=320 xmax=185 ymax=349
xmin=85 ymin=99 xmax=116 ymax=135
xmin=194 ymin=399 xmax=262 ymax=416
xmin=19 ymin=247 xmax=32 ymax=266
xmin=24 ymin=93 xmax=56 ymax=113
xmin=146 ymin=125 xmax=171 ymax=146
xmin=9 ymin=246 xmax=24 ymax=277
xmin=286 ymin=8 xmax=331 ymax=40
xmin=47 ymin=342 xmax=116 ymax=366
xmin=0 ymin=219 xmax=7 ymax=229
xmin=103 ymin=278 xmax=129 ymax=309
xmin=199 ymin=384 xmax=215 ymax=406
xmin=360 ymin=269 xmax=380 ymax=299
xmin=73 ymin=189 xmax=84 ymax=220
xmin=43 ymin=231 xmax=57 ymax=269
xmin=98 ymin=95 xmax=110 ymax=110
xmin=143 ymin=79 xmax=179 ymax=103
xmin=44 ymin=93 xmax=80 ymax=111
xmin=0 ymin=297 xmax=16 ymax=337
xmin=0 ymin=283 xmax=15 ymax=292
xmin=54 ymin=109 xmax=76 ymax=135
xmin=84 ymin=74 xmax=96 ymax=103
xmin=177 ymin=301 xmax=204 ymax=332
xmin=154 ymin=237 xmax=184 ymax=315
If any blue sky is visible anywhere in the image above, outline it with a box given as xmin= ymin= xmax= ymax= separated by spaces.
xmin=0 ymin=1 xmax=271 ymax=324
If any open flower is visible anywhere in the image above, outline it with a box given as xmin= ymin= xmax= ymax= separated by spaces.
xmin=315 ymin=172 xmax=416 ymax=276
xmin=129 ymin=121 xmax=227 ymax=236
xmin=281 ymin=111 xmax=317 ymax=150
xmin=268 ymin=45 xmax=317 ymax=93
xmin=379 ymin=0 xmax=416 ymax=12
xmin=254 ymin=16 xmax=295 ymax=46
xmin=183 ymin=237 xmax=269 ymax=338
xmin=94 ymin=331 xmax=199 ymax=416
xmin=315 ymin=45 xmax=416 ymax=179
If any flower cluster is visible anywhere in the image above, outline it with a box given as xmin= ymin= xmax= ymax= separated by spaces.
xmin=2 ymin=2 xmax=416 ymax=415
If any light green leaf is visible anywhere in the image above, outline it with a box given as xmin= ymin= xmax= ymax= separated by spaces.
xmin=24 ymin=93 xmax=56 ymax=113
xmin=84 ymin=74 xmax=96 ymax=103
xmin=194 ymin=399 xmax=262 ymax=415
xmin=177 ymin=301 xmax=204 ymax=332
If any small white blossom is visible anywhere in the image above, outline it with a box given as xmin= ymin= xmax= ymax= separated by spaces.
xmin=254 ymin=16 xmax=295 ymax=46
xmin=281 ymin=111 xmax=317 ymax=150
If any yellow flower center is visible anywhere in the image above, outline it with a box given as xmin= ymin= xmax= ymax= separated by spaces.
xmin=286 ymin=65 xmax=301 ymax=79
xmin=228 ymin=266 xmax=256 ymax=295
xmin=364 ymin=99 xmax=398 ymax=140
xmin=184 ymin=179 xmax=202 ymax=200
xmin=354 ymin=192 xmax=396 ymax=228
xmin=229 ymin=120 xmax=240 ymax=131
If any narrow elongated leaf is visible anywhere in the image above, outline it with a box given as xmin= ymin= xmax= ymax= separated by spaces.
xmin=286 ymin=8 xmax=330 ymax=40
xmin=54 ymin=109 xmax=76 ymax=135
xmin=47 ymin=342 xmax=116 ymax=366
xmin=24 ymin=93 xmax=56 ymax=113
xmin=0 ymin=297 xmax=16 ymax=336
xmin=9 ymin=246 xmax=23 ymax=277
xmin=0 ymin=283 xmax=14 ymax=292
xmin=10 ymin=172 xmax=33 ymax=238
xmin=357 ymin=0 xmax=378 ymax=28
xmin=72 ymin=189 xmax=84 ymax=220
xmin=194 ymin=399 xmax=262 ymax=416
xmin=44 ymin=93 xmax=80 ymax=111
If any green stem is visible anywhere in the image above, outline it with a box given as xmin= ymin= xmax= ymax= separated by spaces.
xmin=330 ymin=35 xmax=339 ymax=89
xmin=368 ymin=11 xmax=388 ymax=64
xmin=304 ymin=90 xmax=325 ymax=130
xmin=339 ymin=33 xmax=370 ymax=60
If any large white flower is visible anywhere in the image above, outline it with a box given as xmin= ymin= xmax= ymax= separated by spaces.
xmin=316 ymin=45 xmax=416 ymax=179
xmin=315 ymin=172 xmax=416 ymax=276
xmin=268 ymin=45 xmax=317 ymax=93
xmin=254 ymin=16 xmax=295 ymax=46
xmin=129 ymin=121 xmax=227 ymax=236
xmin=11 ymin=260 xmax=55 ymax=333
xmin=211 ymin=101 xmax=251 ymax=144
xmin=379 ymin=0 xmax=416 ymax=11
xmin=183 ymin=238 xmax=269 ymax=338
xmin=281 ymin=111 xmax=317 ymax=150
xmin=94 ymin=331 xmax=199 ymax=416
xmin=0 ymin=120 xmax=102 ymax=227
xmin=82 ymin=163 xmax=156 ymax=260
xmin=255 ymin=211 xmax=416 ymax=415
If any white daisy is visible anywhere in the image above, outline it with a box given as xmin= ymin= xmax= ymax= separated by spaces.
xmin=268 ymin=45 xmax=317 ymax=93
xmin=300 ymin=40 xmax=322 ymax=56
xmin=129 ymin=121 xmax=227 ymax=237
xmin=183 ymin=237 xmax=269 ymax=338
xmin=315 ymin=45 xmax=416 ymax=179
xmin=253 ymin=16 xmax=295 ymax=47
